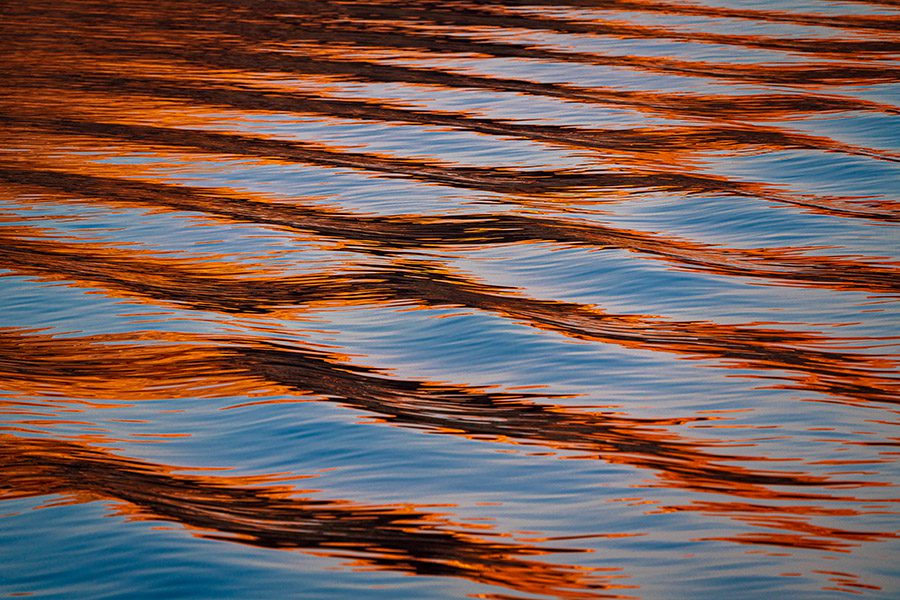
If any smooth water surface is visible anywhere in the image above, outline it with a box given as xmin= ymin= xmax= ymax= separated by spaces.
xmin=1 ymin=0 xmax=899 ymax=598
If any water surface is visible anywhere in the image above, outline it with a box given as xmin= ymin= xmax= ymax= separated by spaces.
xmin=1 ymin=0 xmax=899 ymax=598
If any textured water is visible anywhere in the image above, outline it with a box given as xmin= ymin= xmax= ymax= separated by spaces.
xmin=1 ymin=0 xmax=899 ymax=598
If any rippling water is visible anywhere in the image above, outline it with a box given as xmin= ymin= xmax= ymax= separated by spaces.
xmin=1 ymin=0 xmax=899 ymax=597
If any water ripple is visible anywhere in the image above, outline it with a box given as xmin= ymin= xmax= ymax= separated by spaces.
xmin=1 ymin=0 xmax=898 ymax=598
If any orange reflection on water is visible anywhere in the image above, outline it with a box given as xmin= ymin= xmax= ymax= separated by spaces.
xmin=0 ymin=434 xmax=633 ymax=599
xmin=3 ymin=83 xmax=899 ymax=223
xmin=2 ymin=325 xmax=896 ymax=592
xmin=1 ymin=222 xmax=896 ymax=405
xmin=0 ymin=327 xmax=891 ymax=506
xmin=1 ymin=0 xmax=898 ymax=597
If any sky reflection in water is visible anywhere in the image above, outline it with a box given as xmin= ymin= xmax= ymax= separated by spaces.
xmin=0 ymin=0 xmax=899 ymax=598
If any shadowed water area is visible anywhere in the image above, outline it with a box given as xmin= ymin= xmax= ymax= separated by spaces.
xmin=1 ymin=0 xmax=899 ymax=597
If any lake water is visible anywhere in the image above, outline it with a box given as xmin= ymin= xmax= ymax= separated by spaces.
xmin=1 ymin=0 xmax=899 ymax=598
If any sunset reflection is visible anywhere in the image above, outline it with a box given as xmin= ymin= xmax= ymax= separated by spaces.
xmin=1 ymin=0 xmax=898 ymax=597
xmin=0 ymin=434 xmax=634 ymax=599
